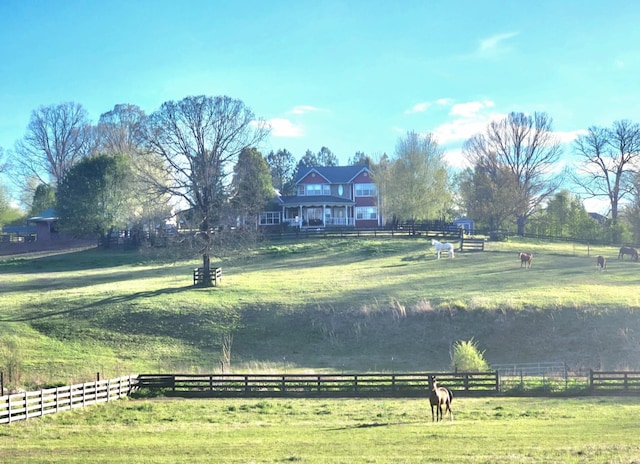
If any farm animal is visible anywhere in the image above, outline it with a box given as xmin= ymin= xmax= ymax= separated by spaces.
xmin=618 ymin=246 xmax=638 ymax=262
xmin=431 ymin=239 xmax=455 ymax=259
xmin=519 ymin=252 xmax=533 ymax=268
xmin=429 ymin=376 xmax=453 ymax=422
xmin=596 ymin=255 xmax=607 ymax=271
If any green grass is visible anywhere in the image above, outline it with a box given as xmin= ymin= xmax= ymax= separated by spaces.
xmin=1 ymin=237 xmax=640 ymax=387
xmin=1 ymin=396 xmax=639 ymax=463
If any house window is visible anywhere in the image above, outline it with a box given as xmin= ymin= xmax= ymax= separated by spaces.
xmin=355 ymin=206 xmax=378 ymax=220
xmin=355 ymin=183 xmax=377 ymax=197
xmin=298 ymin=184 xmax=330 ymax=196
xmin=259 ymin=212 xmax=281 ymax=225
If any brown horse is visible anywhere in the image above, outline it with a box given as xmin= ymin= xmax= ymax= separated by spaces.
xmin=596 ymin=255 xmax=607 ymax=271
xmin=519 ymin=252 xmax=533 ymax=268
xmin=618 ymin=246 xmax=638 ymax=262
xmin=429 ymin=376 xmax=453 ymax=422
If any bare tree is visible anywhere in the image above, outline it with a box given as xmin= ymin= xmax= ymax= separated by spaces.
xmin=463 ymin=112 xmax=563 ymax=235
xmin=141 ymin=95 xmax=269 ymax=284
xmin=13 ymin=102 xmax=92 ymax=187
xmin=96 ymin=104 xmax=147 ymax=156
xmin=573 ymin=120 xmax=640 ymax=227
xmin=0 ymin=147 xmax=9 ymax=175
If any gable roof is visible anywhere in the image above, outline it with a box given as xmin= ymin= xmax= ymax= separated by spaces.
xmin=295 ymin=165 xmax=371 ymax=184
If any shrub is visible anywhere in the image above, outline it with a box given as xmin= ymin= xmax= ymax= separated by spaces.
xmin=451 ymin=338 xmax=489 ymax=372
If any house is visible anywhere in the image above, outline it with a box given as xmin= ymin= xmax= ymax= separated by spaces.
xmin=1 ymin=207 xmax=58 ymax=242
xmin=27 ymin=207 xmax=59 ymax=241
xmin=259 ymin=165 xmax=382 ymax=230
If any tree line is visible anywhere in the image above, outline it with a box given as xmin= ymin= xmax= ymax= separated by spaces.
xmin=1 ymin=95 xmax=640 ymax=262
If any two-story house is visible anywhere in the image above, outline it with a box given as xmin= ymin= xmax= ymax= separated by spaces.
xmin=259 ymin=165 xmax=381 ymax=230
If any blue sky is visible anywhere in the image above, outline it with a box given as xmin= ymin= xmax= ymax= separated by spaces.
xmin=1 ymin=0 xmax=640 ymax=210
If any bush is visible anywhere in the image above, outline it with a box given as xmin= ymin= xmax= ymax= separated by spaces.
xmin=451 ymin=338 xmax=489 ymax=372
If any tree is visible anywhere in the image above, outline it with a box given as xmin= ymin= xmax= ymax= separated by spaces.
xmin=572 ymin=120 xmax=640 ymax=234
xmin=13 ymin=102 xmax=92 ymax=187
xmin=266 ymin=148 xmax=296 ymax=195
xmin=349 ymin=151 xmax=372 ymax=166
xmin=463 ymin=112 xmax=563 ymax=235
xmin=230 ymin=147 xmax=273 ymax=225
xmin=374 ymin=131 xmax=451 ymax=228
xmin=316 ymin=146 xmax=338 ymax=166
xmin=56 ymin=153 xmax=133 ymax=240
xmin=527 ymin=190 xmax=598 ymax=241
xmin=298 ymin=149 xmax=318 ymax=167
xmin=0 ymin=147 xmax=9 ymax=175
xmin=29 ymin=183 xmax=56 ymax=217
xmin=96 ymin=103 xmax=147 ymax=156
xmin=141 ymin=95 xmax=269 ymax=285
xmin=457 ymin=153 xmax=520 ymax=231
xmin=96 ymin=103 xmax=171 ymax=237
xmin=297 ymin=147 xmax=338 ymax=168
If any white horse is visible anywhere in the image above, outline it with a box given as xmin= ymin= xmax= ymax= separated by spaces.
xmin=431 ymin=239 xmax=455 ymax=259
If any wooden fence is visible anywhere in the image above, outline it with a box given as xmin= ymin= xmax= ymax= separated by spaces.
xmin=193 ymin=267 xmax=222 ymax=286
xmin=590 ymin=371 xmax=640 ymax=393
xmin=460 ymin=237 xmax=485 ymax=251
xmin=0 ymin=375 xmax=137 ymax=424
xmin=264 ymin=228 xmax=463 ymax=241
xmin=136 ymin=372 xmax=499 ymax=397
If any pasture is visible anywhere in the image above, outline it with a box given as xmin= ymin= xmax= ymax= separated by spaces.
xmin=1 ymin=396 xmax=639 ymax=463
xmin=1 ymin=237 xmax=640 ymax=388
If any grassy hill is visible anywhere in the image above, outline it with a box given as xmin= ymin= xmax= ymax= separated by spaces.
xmin=1 ymin=237 xmax=639 ymax=388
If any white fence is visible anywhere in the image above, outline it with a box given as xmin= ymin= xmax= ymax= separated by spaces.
xmin=0 ymin=375 xmax=137 ymax=424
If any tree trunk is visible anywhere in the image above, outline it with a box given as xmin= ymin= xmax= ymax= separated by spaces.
xmin=517 ymin=216 xmax=526 ymax=236
xmin=202 ymin=253 xmax=213 ymax=287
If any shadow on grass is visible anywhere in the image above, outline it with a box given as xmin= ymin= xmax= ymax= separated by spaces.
xmin=0 ymin=285 xmax=195 ymax=322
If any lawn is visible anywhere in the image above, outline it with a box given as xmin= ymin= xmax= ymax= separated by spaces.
xmin=1 ymin=396 xmax=638 ymax=463
xmin=1 ymin=236 xmax=639 ymax=388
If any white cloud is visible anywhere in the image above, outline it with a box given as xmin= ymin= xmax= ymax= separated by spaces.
xmin=404 ymin=102 xmax=431 ymax=114
xmin=432 ymin=99 xmax=501 ymax=144
xmin=554 ymin=129 xmax=587 ymax=144
xmin=287 ymin=105 xmax=325 ymax=115
xmin=450 ymin=100 xmax=495 ymax=118
xmin=443 ymin=148 xmax=472 ymax=170
xmin=405 ymin=99 xmax=451 ymax=115
xmin=265 ymin=118 xmax=304 ymax=137
xmin=475 ymin=32 xmax=518 ymax=58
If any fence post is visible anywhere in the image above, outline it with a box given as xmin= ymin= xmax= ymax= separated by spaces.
xmin=589 ymin=369 xmax=594 ymax=391
xmin=495 ymin=371 xmax=500 ymax=392
xmin=1 ymin=371 xmax=3 ymax=397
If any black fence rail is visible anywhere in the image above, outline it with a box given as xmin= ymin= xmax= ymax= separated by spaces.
xmin=136 ymin=372 xmax=499 ymax=397
xmin=590 ymin=370 xmax=640 ymax=393
xmin=263 ymin=228 xmax=463 ymax=242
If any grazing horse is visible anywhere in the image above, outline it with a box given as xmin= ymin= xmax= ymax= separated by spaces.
xmin=596 ymin=255 xmax=607 ymax=271
xmin=431 ymin=239 xmax=455 ymax=259
xmin=519 ymin=252 xmax=533 ymax=268
xmin=429 ymin=376 xmax=453 ymax=422
xmin=618 ymin=246 xmax=638 ymax=262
